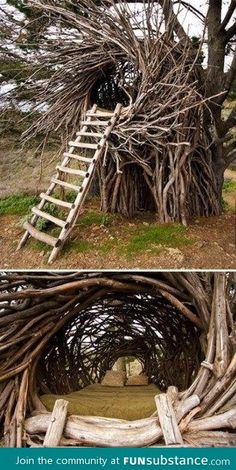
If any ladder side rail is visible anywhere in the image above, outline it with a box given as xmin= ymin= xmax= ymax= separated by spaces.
xmin=17 ymin=104 xmax=97 ymax=250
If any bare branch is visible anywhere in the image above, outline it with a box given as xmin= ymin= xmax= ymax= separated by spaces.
xmin=158 ymin=0 xmax=192 ymax=44
xmin=225 ymin=21 xmax=236 ymax=42
xmin=220 ymin=0 xmax=236 ymax=31
xmin=173 ymin=1 xmax=206 ymax=22
xmin=224 ymin=143 xmax=236 ymax=167
xmin=225 ymin=49 xmax=236 ymax=94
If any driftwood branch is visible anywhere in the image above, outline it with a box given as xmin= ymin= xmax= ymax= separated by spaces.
xmin=43 ymin=399 xmax=68 ymax=447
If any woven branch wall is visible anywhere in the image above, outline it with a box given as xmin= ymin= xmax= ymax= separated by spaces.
xmin=38 ymin=293 xmax=202 ymax=395
xmin=0 ymin=271 xmax=235 ymax=447
xmin=24 ymin=1 xmax=221 ymax=222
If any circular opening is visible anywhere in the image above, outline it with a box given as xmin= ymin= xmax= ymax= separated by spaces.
xmin=113 ymin=356 xmax=143 ymax=376
xmin=90 ymin=61 xmax=140 ymax=109
xmin=38 ymin=292 xmax=203 ymax=395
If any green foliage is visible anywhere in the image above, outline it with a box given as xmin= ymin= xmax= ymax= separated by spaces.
xmin=29 ymin=239 xmax=50 ymax=252
xmin=8 ymin=2 xmax=49 ymax=49
xmin=98 ymin=238 xmax=118 ymax=255
xmin=0 ymin=58 xmax=28 ymax=83
xmin=30 ymin=236 xmax=90 ymax=254
xmin=35 ymin=203 xmax=62 ymax=231
xmin=123 ymin=224 xmax=192 ymax=258
xmin=0 ymin=109 xmax=38 ymax=136
xmin=0 ymin=58 xmax=53 ymax=84
xmin=221 ymin=198 xmax=230 ymax=212
xmin=6 ymin=0 xmax=31 ymax=15
xmin=223 ymin=180 xmax=236 ymax=192
xmin=62 ymin=239 xmax=90 ymax=254
xmin=64 ymin=191 xmax=77 ymax=203
xmin=0 ymin=109 xmax=60 ymax=149
xmin=0 ymin=193 xmax=39 ymax=216
xmin=77 ymin=210 xmax=113 ymax=227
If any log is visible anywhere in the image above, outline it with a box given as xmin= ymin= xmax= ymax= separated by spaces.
xmin=22 ymin=222 xmax=58 ymax=247
xmin=25 ymin=393 xmax=202 ymax=449
xmin=0 ymin=381 xmax=14 ymax=419
xmin=187 ymin=408 xmax=236 ymax=432
xmin=200 ymin=354 xmax=236 ymax=413
xmin=159 ymin=290 xmax=203 ymax=329
xmin=25 ymin=414 xmax=163 ymax=447
xmin=155 ymin=394 xmax=183 ymax=445
xmin=16 ymin=369 xmax=29 ymax=448
xmin=175 ymin=395 xmax=200 ymax=422
xmin=214 ymin=274 xmax=230 ymax=377
xmin=43 ymin=399 xmax=68 ymax=447
xmin=183 ymin=431 xmax=236 ymax=447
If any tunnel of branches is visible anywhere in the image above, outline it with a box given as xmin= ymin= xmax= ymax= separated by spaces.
xmin=0 ymin=271 xmax=235 ymax=447
xmin=38 ymin=293 xmax=202 ymax=395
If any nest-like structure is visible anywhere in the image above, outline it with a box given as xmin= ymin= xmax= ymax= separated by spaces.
xmin=0 ymin=271 xmax=235 ymax=447
xmin=39 ymin=293 xmax=202 ymax=395
xmin=23 ymin=0 xmax=220 ymax=223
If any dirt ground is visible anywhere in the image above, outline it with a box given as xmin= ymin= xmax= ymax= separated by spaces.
xmin=0 ymin=137 xmax=235 ymax=270
xmin=0 ymin=211 xmax=235 ymax=269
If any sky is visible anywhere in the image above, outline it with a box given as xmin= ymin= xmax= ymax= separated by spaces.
xmin=0 ymin=0 xmax=235 ymax=107
xmin=0 ymin=0 xmax=234 ymax=35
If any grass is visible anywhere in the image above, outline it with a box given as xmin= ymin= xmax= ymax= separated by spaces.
xmin=223 ymin=180 xmax=236 ymax=192
xmin=0 ymin=193 xmax=39 ymax=216
xmin=63 ymin=240 xmax=91 ymax=254
xmin=30 ymin=237 xmax=91 ymax=257
xmin=98 ymin=238 xmax=119 ymax=255
xmin=122 ymin=224 xmax=192 ymax=258
xmin=30 ymin=238 xmax=90 ymax=255
xmin=28 ymin=220 xmax=191 ymax=260
xmin=222 ymin=198 xmax=231 ymax=212
xmin=76 ymin=210 xmax=115 ymax=227
xmin=29 ymin=239 xmax=50 ymax=252
xmin=0 ymin=191 xmax=194 ymax=259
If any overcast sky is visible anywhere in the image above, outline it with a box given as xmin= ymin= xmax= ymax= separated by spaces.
xmin=0 ymin=0 xmax=234 ymax=32
xmin=0 ymin=0 xmax=235 ymax=70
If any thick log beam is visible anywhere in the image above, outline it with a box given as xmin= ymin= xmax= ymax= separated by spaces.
xmin=43 ymin=399 xmax=68 ymax=447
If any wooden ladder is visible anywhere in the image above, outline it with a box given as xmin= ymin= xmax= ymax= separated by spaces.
xmin=17 ymin=103 xmax=122 ymax=263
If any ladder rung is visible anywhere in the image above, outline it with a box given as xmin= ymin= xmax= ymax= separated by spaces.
xmin=81 ymin=120 xmax=109 ymax=126
xmin=86 ymin=112 xmax=113 ymax=117
xmin=69 ymin=142 xmax=98 ymax=149
xmin=51 ymin=178 xmax=81 ymax=192
xmin=64 ymin=154 xmax=92 ymax=164
xmin=56 ymin=166 xmax=87 ymax=177
xmin=32 ymin=207 xmax=67 ymax=228
xmin=76 ymin=131 xmax=103 ymax=138
xmin=40 ymin=193 xmax=73 ymax=209
xmin=23 ymin=222 xmax=59 ymax=247
xmin=63 ymin=152 xmax=92 ymax=163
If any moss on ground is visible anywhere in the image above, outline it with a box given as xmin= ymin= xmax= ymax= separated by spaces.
xmin=223 ymin=180 xmax=236 ymax=192
xmin=0 ymin=193 xmax=39 ymax=216
xmin=121 ymin=224 xmax=192 ymax=259
xmin=62 ymin=240 xmax=91 ymax=254
xmin=76 ymin=210 xmax=115 ymax=227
